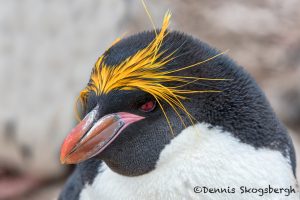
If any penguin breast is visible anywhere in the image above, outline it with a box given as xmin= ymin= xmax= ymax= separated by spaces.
xmin=79 ymin=123 xmax=298 ymax=200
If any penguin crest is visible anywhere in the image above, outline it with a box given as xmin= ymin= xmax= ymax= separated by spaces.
xmin=77 ymin=12 xmax=226 ymax=133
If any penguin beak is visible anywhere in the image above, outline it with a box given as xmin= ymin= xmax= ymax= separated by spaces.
xmin=60 ymin=106 xmax=144 ymax=164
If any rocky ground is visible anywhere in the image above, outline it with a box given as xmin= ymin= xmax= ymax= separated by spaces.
xmin=0 ymin=0 xmax=299 ymax=199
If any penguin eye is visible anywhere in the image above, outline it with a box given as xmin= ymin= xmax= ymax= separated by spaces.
xmin=139 ymin=100 xmax=156 ymax=112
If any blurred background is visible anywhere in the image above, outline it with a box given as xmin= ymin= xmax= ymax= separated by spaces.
xmin=0 ymin=0 xmax=299 ymax=199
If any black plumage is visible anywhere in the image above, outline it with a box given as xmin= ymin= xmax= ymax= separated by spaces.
xmin=59 ymin=31 xmax=296 ymax=200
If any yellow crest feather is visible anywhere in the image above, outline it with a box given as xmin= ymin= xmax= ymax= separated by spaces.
xmin=77 ymin=12 xmax=226 ymax=134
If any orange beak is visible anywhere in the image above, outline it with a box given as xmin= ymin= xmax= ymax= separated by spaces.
xmin=60 ymin=107 xmax=144 ymax=164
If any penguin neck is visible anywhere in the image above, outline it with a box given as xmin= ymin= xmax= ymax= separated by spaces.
xmin=100 ymin=157 xmax=155 ymax=177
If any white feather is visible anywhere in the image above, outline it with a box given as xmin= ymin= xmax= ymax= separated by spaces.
xmin=79 ymin=123 xmax=298 ymax=200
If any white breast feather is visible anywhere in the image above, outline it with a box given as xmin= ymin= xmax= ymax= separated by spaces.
xmin=79 ymin=123 xmax=298 ymax=200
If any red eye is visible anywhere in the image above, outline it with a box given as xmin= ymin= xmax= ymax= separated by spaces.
xmin=139 ymin=100 xmax=156 ymax=112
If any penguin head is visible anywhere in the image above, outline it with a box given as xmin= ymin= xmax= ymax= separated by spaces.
xmin=60 ymin=14 xmax=296 ymax=177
